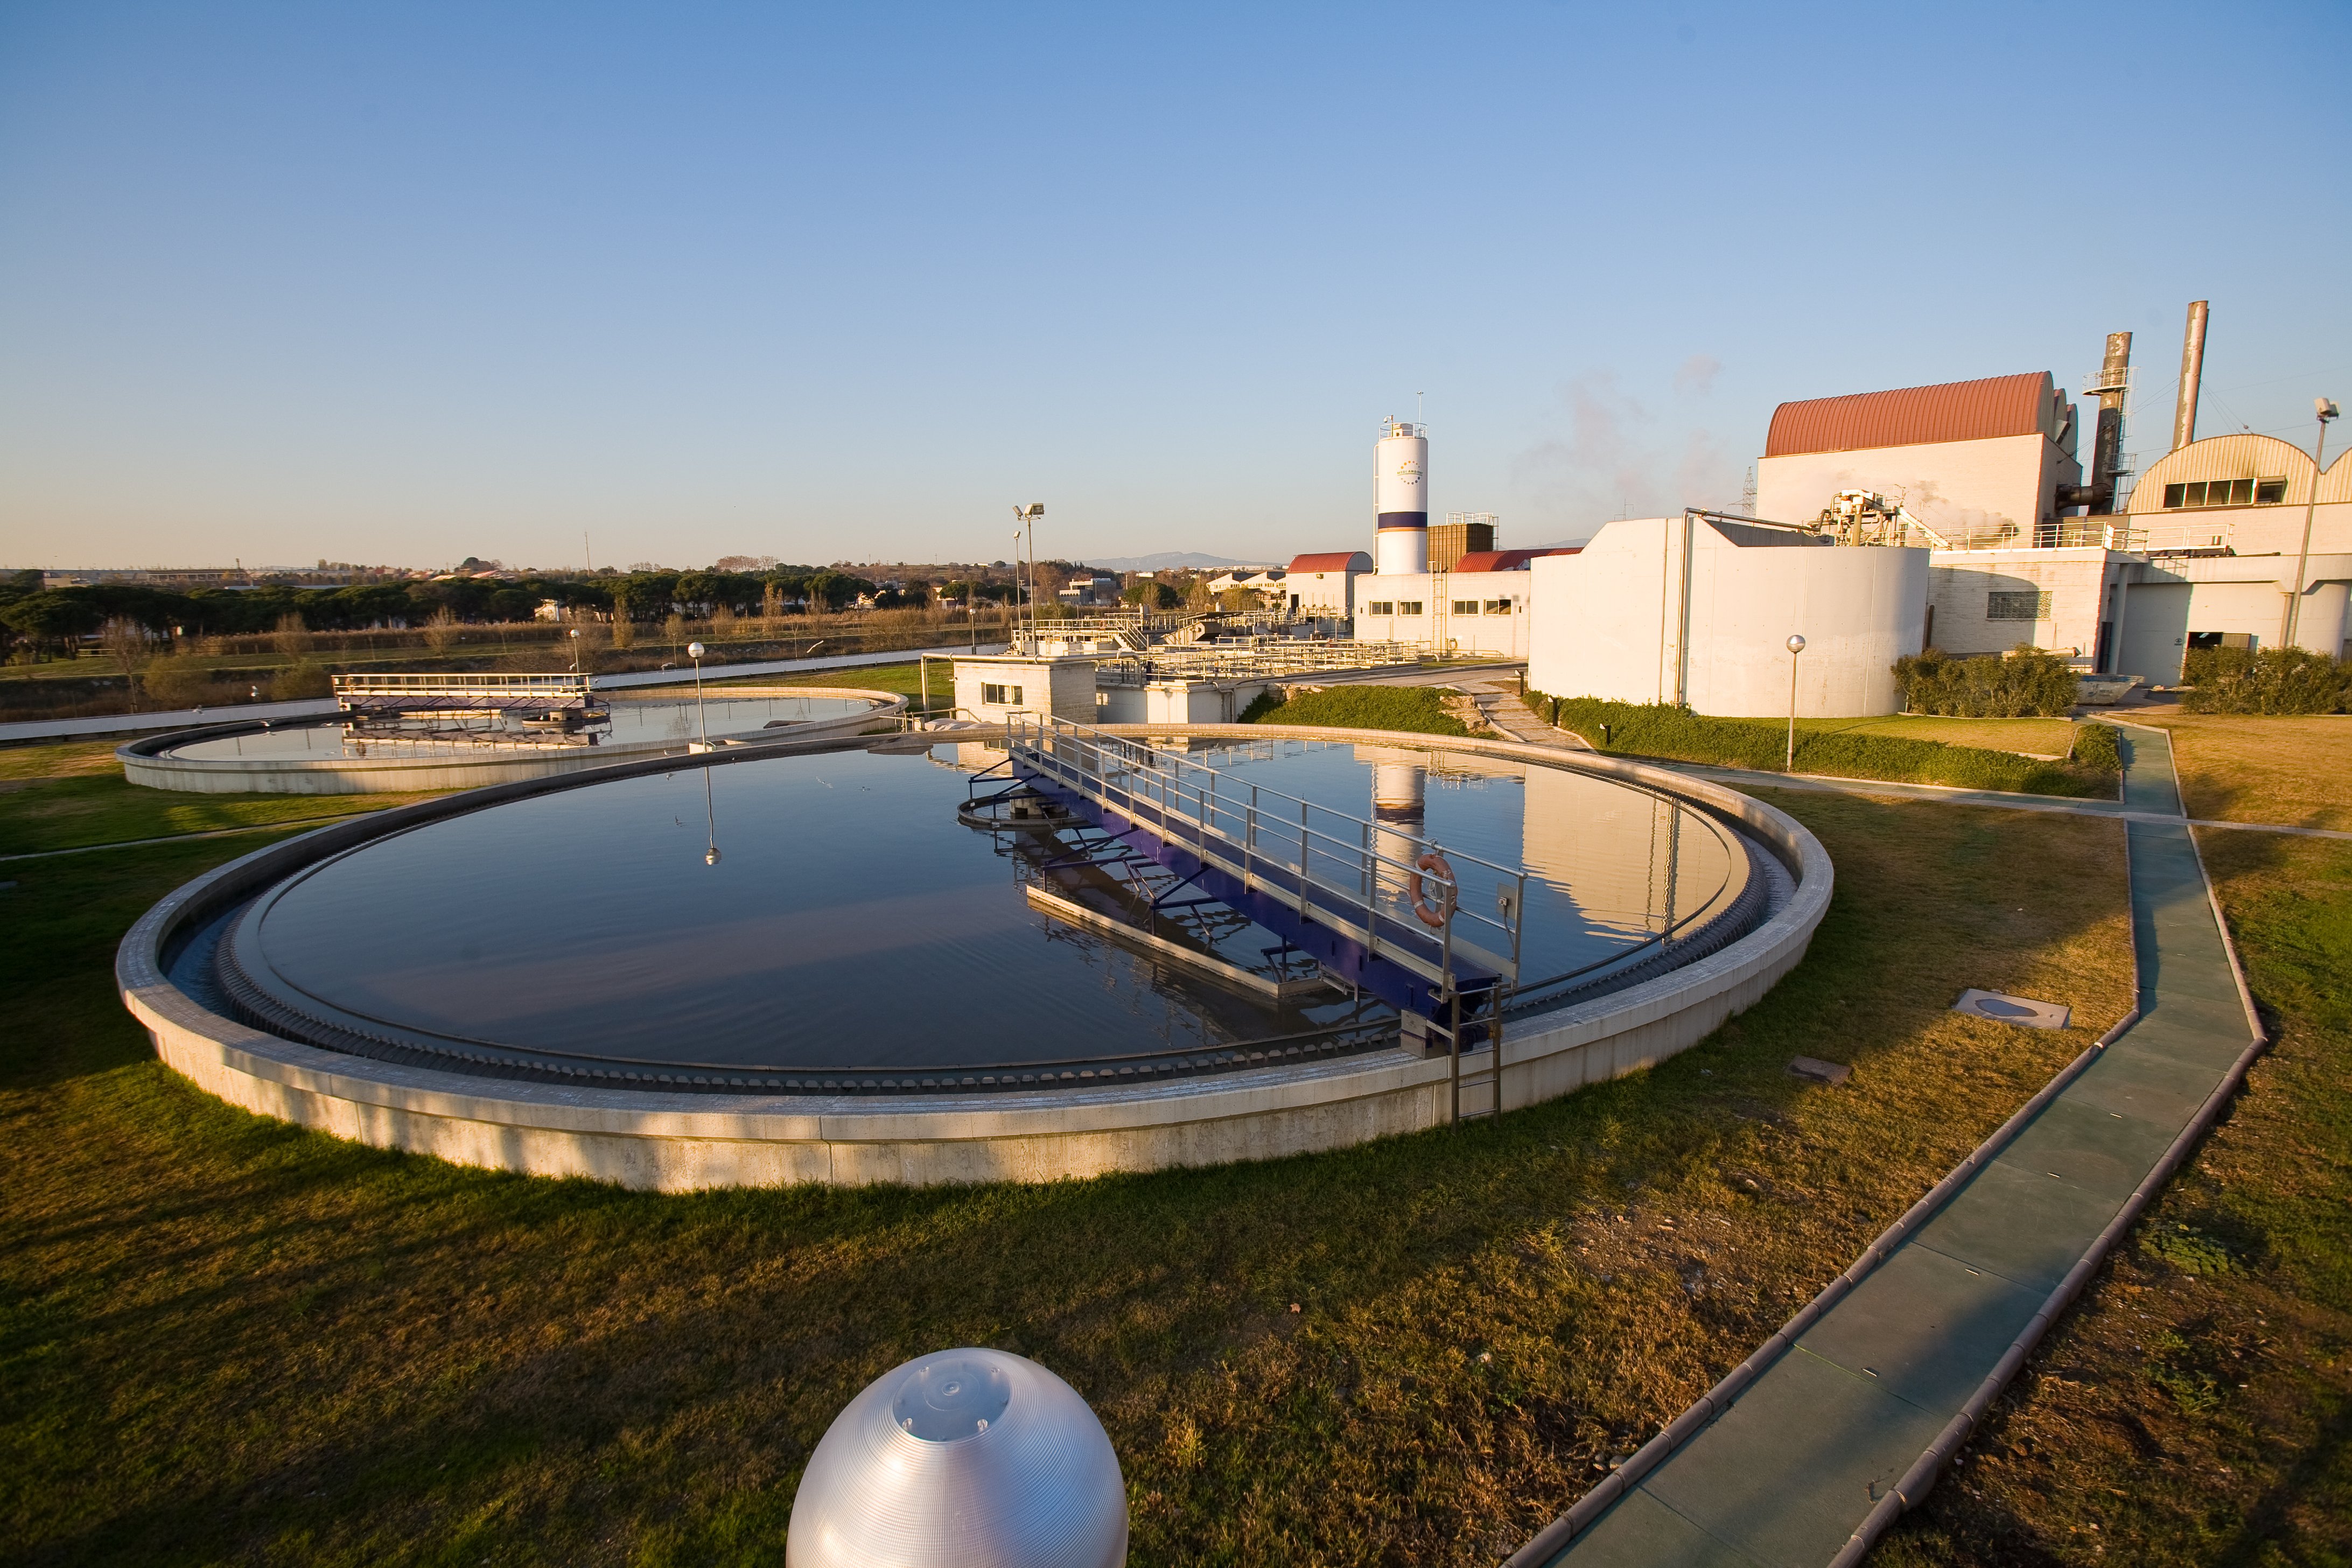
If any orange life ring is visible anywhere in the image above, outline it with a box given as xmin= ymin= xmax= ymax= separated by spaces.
xmin=1406 ymin=851 xmax=1456 ymax=928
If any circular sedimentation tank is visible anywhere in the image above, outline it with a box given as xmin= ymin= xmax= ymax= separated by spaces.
xmin=118 ymin=685 xmax=903 ymax=794
xmin=119 ymin=725 xmax=1832 ymax=1188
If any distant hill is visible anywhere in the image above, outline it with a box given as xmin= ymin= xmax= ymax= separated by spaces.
xmin=1090 ymin=550 xmax=1282 ymax=572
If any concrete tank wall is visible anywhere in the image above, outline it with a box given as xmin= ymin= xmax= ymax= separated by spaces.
xmin=1529 ymin=516 xmax=1928 ymax=717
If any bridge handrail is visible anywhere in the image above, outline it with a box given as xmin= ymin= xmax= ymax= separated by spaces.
xmin=332 ymin=672 xmax=595 ymax=699
xmin=1006 ymin=713 xmax=1524 ymax=990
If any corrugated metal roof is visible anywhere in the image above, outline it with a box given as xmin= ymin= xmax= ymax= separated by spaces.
xmin=1765 ymin=372 xmax=2052 ymax=457
xmin=1450 ymin=548 xmax=1579 ymax=573
xmin=1286 ymin=551 xmax=1373 ymax=573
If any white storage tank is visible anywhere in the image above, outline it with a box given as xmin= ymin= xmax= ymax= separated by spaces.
xmin=1375 ymin=418 xmax=1430 ymax=576
xmin=1528 ymin=516 xmax=1928 ymax=718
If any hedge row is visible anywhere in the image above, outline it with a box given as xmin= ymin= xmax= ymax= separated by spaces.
xmin=2180 ymin=647 xmax=2352 ymax=714
xmin=1894 ymin=646 xmax=2082 ymax=717
xmin=1530 ymin=695 xmax=2113 ymax=798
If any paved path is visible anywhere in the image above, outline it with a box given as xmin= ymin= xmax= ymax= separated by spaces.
xmin=0 ymin=646 xmax=968 ymax=745
xmin=1518 ymin=725 xmax=2265 ymax=1566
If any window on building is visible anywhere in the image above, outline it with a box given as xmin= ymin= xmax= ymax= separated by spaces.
xmin=2161 ymin=477 xmax=2284 ymax=509
xmin=1397 ymin=601 xmax=1424 ymax=615
xmin=1483 ymin=599 xmax=1512 ymax=614
xmin=1453 ymin=599 xmax=1479 ymax=615
xmin=1986 ymin=591 xmax=2052 ymax=620
xmin=1366 ymin=600 xmax=1395 ymax=615
xmin=981 ymin=682 xmax=1024 ymax=705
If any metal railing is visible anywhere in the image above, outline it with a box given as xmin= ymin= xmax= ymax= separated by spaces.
xmin=1092 ymin=639 xmax=1437 ymax=687
xmin=332 ymin=672 xmax=596 ymax=706
xmin=2104 ymin=518 xmax=2235 ymax=555
xmin=1004 ymin=713 xmax=1525 ymax=996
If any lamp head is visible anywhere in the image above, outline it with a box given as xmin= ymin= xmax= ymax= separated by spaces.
xmin=2321 ymin=398 xmax=2342 ymax=423
xmin=704 ymin=846 xmax=721 ymax=866
xmin=1787 ymin=634 xmax=1807 ymax=654
xmin=687 ymin=641 xmax=706 ymax=660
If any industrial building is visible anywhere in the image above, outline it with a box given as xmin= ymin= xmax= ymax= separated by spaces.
xmin=1526 ymin=516 xmax=1927 ymax=717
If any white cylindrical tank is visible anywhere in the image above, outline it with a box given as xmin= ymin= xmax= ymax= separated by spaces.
xmin=1375 ymin=419 xmax=1429 ymax=576
xmin=787 ymin=1347 xmax=1128 ymax=1568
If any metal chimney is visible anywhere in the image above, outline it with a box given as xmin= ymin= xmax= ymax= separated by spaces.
xmin=2172 ymin=300 xmax=2209 ymax=451
xmin=2088 ymin=331 xmax=2131 ymax=514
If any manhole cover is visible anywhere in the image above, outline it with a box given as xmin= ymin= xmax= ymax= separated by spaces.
xmin=1952 ymin=988 xmax=2070 ymax=1030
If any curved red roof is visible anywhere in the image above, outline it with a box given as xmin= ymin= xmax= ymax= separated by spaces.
xmin=1765 ymin=372 xmax=2052 ymax=457
xmin=1287 ymin=551 xmax=1373 ymax=573
xmin=1451 ymin=547 xmax=1580 ymax=573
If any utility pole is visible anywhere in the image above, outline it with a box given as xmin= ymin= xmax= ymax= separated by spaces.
xmin=2286 ymin=398 xmax=2341 ymax=650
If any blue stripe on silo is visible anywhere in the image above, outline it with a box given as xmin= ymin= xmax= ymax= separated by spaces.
xmin=1375 ymin=513 xmax=1429 ymax=530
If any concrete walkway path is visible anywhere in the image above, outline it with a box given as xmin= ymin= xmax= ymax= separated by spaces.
xmin=1516 ymin=725 xmax=2266 ymax=1567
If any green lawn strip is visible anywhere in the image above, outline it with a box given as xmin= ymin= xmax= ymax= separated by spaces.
xmin=0 ymin=781 xmax=2139 ymax=1567
xmin=1244 ymin=683 xmax=1469 ymax=735
xmin=0 ymin=771 xmax=435 ymax=858
xmin=1529 ymin=694 xmax=2114 ymax=798
xmin=1879 ymin=832 xmax=2352 ymax=1567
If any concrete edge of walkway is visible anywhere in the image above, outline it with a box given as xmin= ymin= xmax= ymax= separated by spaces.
xmin=1508 ymin=724 xmax=2276 ymax=1566
xmin=1504 ymin=1002 xmax=2148 ymax=1568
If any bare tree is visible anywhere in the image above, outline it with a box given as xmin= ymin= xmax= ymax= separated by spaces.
xmin=271 ymin=612 xmax=311 ymax=657
xmin=100 ymin=618 xmax=150 ymax=709
xmin=423 ymin=607 xmax=461 ymax=653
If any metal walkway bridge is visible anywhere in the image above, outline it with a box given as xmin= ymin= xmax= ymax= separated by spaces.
xmin=331 ymin=673 xmax=600 ymax=716
xmin=997 ymin=716 xmax=1528 ymax=1058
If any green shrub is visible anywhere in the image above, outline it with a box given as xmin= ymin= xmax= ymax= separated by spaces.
xmin=142 ymin=657 xmax=226 ymax=708
xmin=1534 ymin=695 xmax=2110 ymax=798
xmin=1245 ymin=683 xmax=1468 ymax=736
xmin=2181 ymin=646 xmax=2352 ymax=715
xmin=1895 ymin=646 xmax=2081 ymax=717
xmin=267 ymin=661 xmax=333 ymax=701
xmin=2069 ymin=720 xmax=2122 ymax=772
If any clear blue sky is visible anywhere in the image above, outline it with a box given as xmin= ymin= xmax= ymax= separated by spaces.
xmin=1 ymin=1 xmax=2346 ymax=571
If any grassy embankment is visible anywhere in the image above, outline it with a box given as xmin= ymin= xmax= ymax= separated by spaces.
xmin=1529 ymin=692 xmax=2118 ymax=799
xmin=1242 ymin=683 xmax=1470 ymax=736
xmin=0 ymin=740 xmax=439 ymax=859
xmin=5 ymin=722 xmax=2131 ymax=1565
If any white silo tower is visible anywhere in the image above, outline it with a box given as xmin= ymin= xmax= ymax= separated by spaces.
xmin=1374 ymin=417 xmax=1429 ymax=575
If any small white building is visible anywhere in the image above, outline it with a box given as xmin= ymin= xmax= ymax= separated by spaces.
xmin=1284 ymin=551 xmax=1373 ymax=617
xmin=1528 ymin=516 xmax=1928 ymax=717
xmin=1352 ymin=549 xmax=1570 ymax=658
xmin=951 ymin=655 xmax=1098 ymax=724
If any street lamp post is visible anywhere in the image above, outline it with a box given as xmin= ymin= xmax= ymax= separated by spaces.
xmin=2286 ymin=397 xmax=2341 ymax=651
xmin=1785 ymin=634 xmax=1807 ymax=772
xmin=687 ymin=640 xmax=710 ymax=751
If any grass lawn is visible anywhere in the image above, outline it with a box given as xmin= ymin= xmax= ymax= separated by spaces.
xmin=1880 ymin=828 xmax=2352 ymax=1566
xmin=705 ymin=661 xmax=931 ymax=701
xmin=1791 ymin=713 xmax=2082 ymax=757
xmin=2120 ymin=709 xmax=2352 ymax=831
xmin=0 ymin=740 xmax=440 ymax=859
xmin=4 ymin=738 xmax=2143 ymax=1566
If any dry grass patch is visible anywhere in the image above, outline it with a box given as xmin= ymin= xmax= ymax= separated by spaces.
xmin=2122 ymin=709 xmax=2352 ymax=830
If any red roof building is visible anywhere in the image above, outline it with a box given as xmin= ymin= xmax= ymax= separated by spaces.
xmin=1765 ymin=373 xmax=2055 ymax=457
xmin=1287 ymin=551 xmax=1373 ymax=574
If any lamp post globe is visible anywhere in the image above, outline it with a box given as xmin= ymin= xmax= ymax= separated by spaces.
xmin=687 ymin=641 xmax=706 ymax=661
xmin=1784 ymin=635 xmax=1807 ymax=772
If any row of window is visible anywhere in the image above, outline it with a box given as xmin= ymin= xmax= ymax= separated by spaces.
xmin=1363 ymin=599 xmax=1516 ymax=617
xmin=980 ymin=682 xmax=1024 ymax=705
xmin=1986 ymin=590 xmax=2053 ymax=620
xmin=2161 ymin=477 xmax=2287 ymax=509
